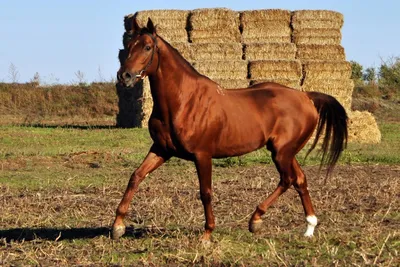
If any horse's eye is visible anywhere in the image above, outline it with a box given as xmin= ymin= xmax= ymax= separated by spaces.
xmin=145 ymin=45 xmax=151 ymax=51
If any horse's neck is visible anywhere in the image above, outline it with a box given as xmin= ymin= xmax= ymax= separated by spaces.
xmin=149 ymin=40 xmax=199 ymax=116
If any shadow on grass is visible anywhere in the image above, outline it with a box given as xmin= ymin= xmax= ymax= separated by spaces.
xmin=14 ymin=124 xmax=117 ymax=130
xmin=0 ymin=226 xmax=160 ymax=243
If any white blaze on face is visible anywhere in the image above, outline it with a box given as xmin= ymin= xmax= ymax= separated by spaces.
xmin=304 ymin=215 xmax=318 ymax=237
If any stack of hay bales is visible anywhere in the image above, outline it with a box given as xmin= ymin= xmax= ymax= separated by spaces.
xmin=292 ymin=10 xmax=353 ymax=111
xmin=116 ymin=8 xmax=381 ymax=144
xmin=243 ymin=10 xmax=301 ymax=89
xmin=188 ymin=8 xmax=248 ymax=89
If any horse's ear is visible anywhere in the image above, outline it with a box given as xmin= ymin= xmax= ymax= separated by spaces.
xmin=147 ymin=18 xmax=156 ymax=34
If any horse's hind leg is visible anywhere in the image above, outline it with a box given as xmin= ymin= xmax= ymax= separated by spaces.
xmin=292 ymin=159 xmax=318 ymax=237
xmin=249 ymin=142 xmax=295 ymax=233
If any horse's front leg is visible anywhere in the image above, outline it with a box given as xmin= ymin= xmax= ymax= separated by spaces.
xmin=112 ymin=144 xmax=170 ymax=240
xmin=194 ymin=153 xmax=215 ymax=244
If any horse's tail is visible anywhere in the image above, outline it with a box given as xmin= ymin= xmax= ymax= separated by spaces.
xmin=305 ymin=91 xmax=348 ymax=176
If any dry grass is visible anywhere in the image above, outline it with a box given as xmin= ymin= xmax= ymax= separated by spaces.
xmin=348 ymin=111 xmax=382 ymax=143
xmin=302 ymin=60 xmax=352 ymax=80
xmin=296 ymin=44 xmax=345 ymax=61
xmin=249 ymin=60 xmax=302 ymax=80
xmin=192 ymin=60 xmax=248 ymax=80
xmin=244 ymin=43 xmax=296 ymax=60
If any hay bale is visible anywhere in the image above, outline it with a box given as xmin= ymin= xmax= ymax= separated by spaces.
xmin=186 ymin=43 xmax=243 ymax=61
xmin=296 ymin=44 xmax=345 ymax=60
xmin=302 ymin=60 xmax=352 ymax=80
xmin=244 ymin=43 xmax=296 ymax=60
xmin=243 ymin=36 xmax=292 ymax=44
xmin=189 ymin=29 xmax=241 ymax=43
xmin=214 ymin=79 xmax=250 ymax=89
xmin=292 ymin=19 xmax=343 ymax=30
xmin=302 ymin=79 xmax=354 ymax=110
xmin=249 ymin=60 xmax=302 ymax=80
xmin=293 ymin=29 xmax=342 ymax=45
xmin=192 ymin=60 xmax=248 ymax=80
xmin=292 ymin=10 xmax=344 ymax=22
xmin=242 ymin=20 xmax=291 ymax=44
xmin=348 ymin=111 xmax=381 ymax=143
xmin=169 ymin=42 xmax=192 ymax=60
xmin=241 ymin=9 xmax=291 ymax=22
xmin=156 ymin=28 xmax=188 ymax=43
xmin=190 ymin=8 xmax=240 ymax=29
xmin=129 ymin=10 xmax=189 ymax=29
xmin=250 ymin=79 xmax=301 ymax=89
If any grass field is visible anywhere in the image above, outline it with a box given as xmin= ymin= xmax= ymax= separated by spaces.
xmin=1 ymin=113 xmax=399 ymax=266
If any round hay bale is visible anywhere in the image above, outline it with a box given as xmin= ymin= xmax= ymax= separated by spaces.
xmin=192 ymin=60 xmax=248 ymax=80
xmin=348 ymin=111 xmax=381 ymax=143
xmin=244 ymin=43 xmax=297 ymax=60
xmin=296 ymin=44 xmax=345 ymax=60
xmin=302 ymin=60 xmax=352 ymax=80
xmin=293 ymin=29 xmax=342 ymax=45
xmin=249 ymin=60 xmax=302 ymax=80
xmin=241 ymin=9 xmax=291 ymax=22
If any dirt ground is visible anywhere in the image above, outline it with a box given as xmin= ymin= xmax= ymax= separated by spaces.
xmin=0 ymin=162 xmax=399 ymax=265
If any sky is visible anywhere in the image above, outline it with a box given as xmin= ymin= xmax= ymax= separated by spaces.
xmin=0 ymin=0 xmax=399 ymax=84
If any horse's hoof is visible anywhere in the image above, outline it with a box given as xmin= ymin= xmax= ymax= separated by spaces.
xmin=249 ymin=219 xmax=263 ymax=233
xmin=112 ymin=225 xmax=126 ymax=240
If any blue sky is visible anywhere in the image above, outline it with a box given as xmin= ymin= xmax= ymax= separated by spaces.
xmin=0 ymin=0 xmax=399 ymax=84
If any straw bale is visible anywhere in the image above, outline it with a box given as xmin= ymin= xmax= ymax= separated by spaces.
xmin=190 ymin=8 xmax=240 ymax=29
xmin=189 ymin=29 xmax=241 ymax=43
xmin=132 ymin=10 xmax=189 ymax=28
xmin=190 ymin=43 xmax=243 ymax=61
xmin=251 ymin=79 xmax=301 ymax=89
xmin=244 ymin=43 xmax=296 ymax=60
xmin=303 ymin=60 xmax=351 ymax=80
xmin=241 ymin=9 xmax=291 ymax=22
xmin=169 ymin=42 xmax=192 ymax=60
xmin=214 ymin=79 xmax=250 ymax=89
xmin=302 ymin=78 xmax=354 ymax=94
xmin=348 ymin=111 xmax=381 ymax=143
xmin=293 ymin=29 xmax=342 ymax=45
xmin=249 ymin=60 xmax=302 ymax=80
xmin=192 ymin=60 xmax=248 ymax=80
xmin=156 ymin=28 xmax=188 ymax=42
xmin=242 ymin=25 xmax=291 ymax=39
xmin=242 ymin=20 xmax=290 ymax=30
xmin=292 ymin=10 xmax=344 ymax=22
xmin=292 ymin=19 xmax=343 ymax=30
xmin=242 ymin=36 xmax=292 ymax=44
xmin=296 ymin=44 xmax=345 ymax=61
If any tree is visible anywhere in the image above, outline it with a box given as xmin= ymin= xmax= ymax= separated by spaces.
xmin=8 ymin=63 xmax=20 ymax=83
xmin=350 ymin=61 xmax=363 ymax=81
xmin=379 ymin=56 xmax=400 ymax=89
xmin=363 ymin=67 xmax=377 ymax=84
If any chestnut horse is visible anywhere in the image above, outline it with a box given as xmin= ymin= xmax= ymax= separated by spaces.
xmin=113 ymin=18 xmax=348 ymax=242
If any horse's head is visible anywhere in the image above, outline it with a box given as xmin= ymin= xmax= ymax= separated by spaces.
xmin=117 ymin=18 xmax=159 ymax=87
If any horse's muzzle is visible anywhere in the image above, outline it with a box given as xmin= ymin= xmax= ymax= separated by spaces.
xmin=117 ymin=71 xmax=140 ymax=88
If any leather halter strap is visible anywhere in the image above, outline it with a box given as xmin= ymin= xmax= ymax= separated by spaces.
xmin=135 ymin=33 xmax=158 ymax=79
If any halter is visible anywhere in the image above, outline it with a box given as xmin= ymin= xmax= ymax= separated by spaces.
xmin=134 ymin=32 xmax=158 ymax=80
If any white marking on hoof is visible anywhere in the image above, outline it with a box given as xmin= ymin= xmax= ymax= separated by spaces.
xmin=304 ymin=215 xmax=318 ymax=237
xmin=112 ymin=225 xmax=126 ymax=240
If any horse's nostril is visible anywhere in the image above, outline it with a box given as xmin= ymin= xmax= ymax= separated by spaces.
xmin=123 ymin=72 xmax=132 ymax=80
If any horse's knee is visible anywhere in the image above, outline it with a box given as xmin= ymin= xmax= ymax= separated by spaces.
xmin=200 ymin=190 xmax=212 ymax=203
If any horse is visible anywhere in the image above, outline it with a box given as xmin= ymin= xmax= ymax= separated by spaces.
xmin=112 ymin=17 xmax=348 ymax=243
